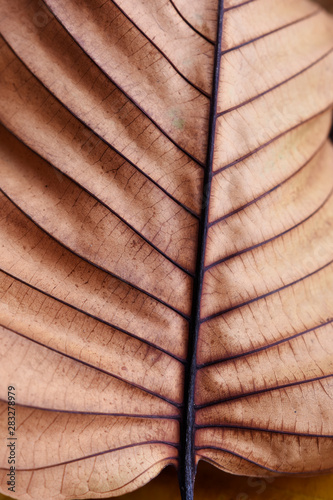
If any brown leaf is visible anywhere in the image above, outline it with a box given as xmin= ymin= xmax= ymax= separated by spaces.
xmin=0 ymin=0 xmax=333 ymax=499
xmin=316 ymin=0 xmax=333 ymax=13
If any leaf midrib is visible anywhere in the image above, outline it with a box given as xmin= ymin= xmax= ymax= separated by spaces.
xmin=178 ymin=2 xmax=225 ymax=499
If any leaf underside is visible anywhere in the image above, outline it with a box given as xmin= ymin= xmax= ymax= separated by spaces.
xmin=0 ymin=0 xmax=333 ymax=499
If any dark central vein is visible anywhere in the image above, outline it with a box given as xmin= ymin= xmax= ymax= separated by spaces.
xmin=178 ymin=2 xmax=225 ymax=500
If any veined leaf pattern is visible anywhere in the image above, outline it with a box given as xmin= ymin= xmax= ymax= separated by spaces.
xmin=0 ymin=1 xmax=333 ymax=499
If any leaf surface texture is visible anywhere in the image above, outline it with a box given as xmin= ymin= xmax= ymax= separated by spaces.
xmin=0 ymin=0 xmax=333 ymax=499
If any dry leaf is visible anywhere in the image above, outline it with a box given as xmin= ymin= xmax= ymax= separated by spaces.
xmin=3 ymin=462 xmax=333 ymax=500
xmin=316 ymin=0 xmax=333 ymax=13
xmin=0 ymin=0 xmax=333 ymax=500
xmin=122 ymin=463 xmax=333 ymax=500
